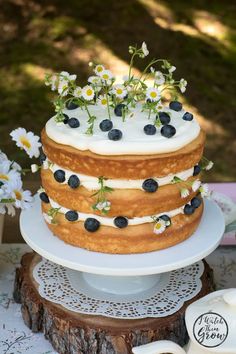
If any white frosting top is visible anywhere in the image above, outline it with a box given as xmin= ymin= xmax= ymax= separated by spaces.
xmin=47 ymin=159 xmax=194 ymax=190
xmin=47 ymin=197 xmax=183 ymax=227
xmin=46 ymin=105 xmax=200 ymax=156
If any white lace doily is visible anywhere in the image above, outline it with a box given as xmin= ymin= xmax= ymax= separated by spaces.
xmin=33 ymin=259 xmax=204 ymax=319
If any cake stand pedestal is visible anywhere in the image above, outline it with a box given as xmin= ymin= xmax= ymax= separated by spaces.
xmin=13 ymin=199 xmax=225 ymax=353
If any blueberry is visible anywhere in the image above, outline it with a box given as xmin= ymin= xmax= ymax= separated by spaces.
xmin=191 ymin=197 xmax=202 ymax=209
xmin=161 ymin=124 xmax=176 ymax=138
xmin=66 ymin=101 xmax=79 ymax=110
xmin=39 ymin=151 xmax=46 ymax=165
xmin=182 ymin=112 xmax=193 ymax=121
xmin=108 ymin=129 xmax=122 ymax=141
xmin=84 ymin=218 xmax=100 ymax=232
xmin=68 ymin=117 xmax=80 ymax=128
xmin=63 ymin=113 xmax=69 ymax=124
xmin=184 ymin=204 xmax=195 ymax=215
xmin=114 ymin=216 xmax=128 ymax=228
xmin=142 ymin=178 xmax=158 ymax=192
xmin=144 ymin=124 xmax=156 ymax=135
xmin=160 ymin=214 xmax=171 ymax=227
xmin=158 ymin=112 xmax=170 ymax=125
xmin=39 ymin=192 xmax=49 ymax=203
xmin=68 ymin=175 xmax=80 ymax=189
xmin=54 ymin=169 xmax=65 ymax=183
xmin=114 ymin=103 xmax=126 ymax=117
xmin=169 ymin=101 xmax=182 ymax=112
xmin=193 ymin=165 xmax=201 ymax=176
xmin=65 ymin=210 xmax=78 ymax=222
xmin=99 ymin=119 xmax=113 ymax=132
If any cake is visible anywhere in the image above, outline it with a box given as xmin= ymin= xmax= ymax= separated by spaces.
xmin=39 ymin=42 xmax=212 ymax=254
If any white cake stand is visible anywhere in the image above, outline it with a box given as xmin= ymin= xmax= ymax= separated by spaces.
xmin=20 ymin=197 xmax=225 ymax=295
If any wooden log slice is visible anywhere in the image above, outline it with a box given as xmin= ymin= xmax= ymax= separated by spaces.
xmin=13 ymin=252 xmax=214 ymax=354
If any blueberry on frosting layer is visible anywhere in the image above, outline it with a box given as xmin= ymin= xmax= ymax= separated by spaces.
xmin=39 ymin=192 xmax=49 ymax=203
xmin=142 ymin=178 xmax=158 ymax=192
xmin=84 ymin=218 xmax=100 ymax=232
xmin=108 ymin=129 xmax=122 ymax=141
xmin=54 ymin=169 xmax=66 ymax=183
xmin=65 ymin=210 xmax=78 ymax=221
xmin=182 ymin=112 xmax=193 ymax=121
xmin=143 ymin=124 xmax=156 ymax=135
xmin=193 ymin=165 xmax=201 ymax=176
xmin=161 ymin=124 xmax=176 ymax=138
xmin=191 ymin=197 xmax=202 ymax=208
xmin=63 ymin=113 xmax=69 ymax=124
xmin=114 ymin=103 xmax=126 ymax=117
xmin=66 ymin=101 xmax=79 ymax=110
xmin=159 ymin=214 xmax=171 ymax=226
xmin=99 ymin=119 xmax=113 ymax=132
xmin=158 ymin=112 xmax=170 ymax=125
xmin=68 ymin=117 xmax=80 ymax=128
xmin=114 ymin=216 xmax=128 ymax=228
xmin=184 ymin=204 xmax=195 ymax=215
xmin=169 ymin=101 xmax=182 ymax=112
xmin=68 ymin=175 xmax=80 ymax=189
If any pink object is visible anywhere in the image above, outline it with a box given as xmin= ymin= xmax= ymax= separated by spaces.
xmin=209 ymin=183 xmax=236 ymax=245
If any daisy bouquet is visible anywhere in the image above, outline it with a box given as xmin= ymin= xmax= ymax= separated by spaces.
xmin=0 ymin=128 xmax=41 ymax=216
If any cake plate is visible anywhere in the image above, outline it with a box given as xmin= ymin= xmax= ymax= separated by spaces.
xmin=19 ymin=197 xmax=225 ymax=296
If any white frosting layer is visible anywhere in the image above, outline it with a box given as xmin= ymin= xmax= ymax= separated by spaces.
xmin=47 ymin=197 xmax=184 ymax=227
xmin=46 ymin=105 xmax=200 ymax=156
xmin=47 ymin=159 xmax=194 ymax=190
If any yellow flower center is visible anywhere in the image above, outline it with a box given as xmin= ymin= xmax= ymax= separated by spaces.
xmin=102 ymin=74 xmax=109 ymax=80
xmin=97 ymin=66 xmax=103 ymax=72
xmin=155 ymin=223 xmax=162 ymax=230
xmin=0 ymin=174 xmax=9 ymax=181
xmin=86 ymin=89 xmax=93 ymax=96
xmin=150 ymin=91 xmax=157 ymax=98
xmin=14 ymin=190 xmax=22 ymax=200
xmin=116 ymin=88 xmax=123 ymax=95
xmin=101 ymin=99 xmax=107 ymax=105
xmin=20 ymin=136 xmax=31 ymax=149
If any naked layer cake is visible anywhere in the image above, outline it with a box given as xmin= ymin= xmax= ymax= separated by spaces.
xmin=39 ymin=43 xmax=212 ymax=254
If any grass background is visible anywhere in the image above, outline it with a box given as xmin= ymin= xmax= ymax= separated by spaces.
xmin=0 ymin=0 xmax=236 ymax=182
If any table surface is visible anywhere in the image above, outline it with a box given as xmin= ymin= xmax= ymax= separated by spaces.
xmin=0 ymin=244 xmax=236 ymax=354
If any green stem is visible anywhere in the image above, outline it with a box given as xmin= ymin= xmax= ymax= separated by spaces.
xmin=0 ymin=198 xmax=15 ymax=203
xmin=128 ymin=52 xmax=137 ymax=80
xmin=105 ymin=88 xmax=111 ymax=119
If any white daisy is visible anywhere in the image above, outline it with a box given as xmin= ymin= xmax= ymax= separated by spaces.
xmin=181 ymin=188 xmax=190 ymax=198
xmin=192 ymin=179 xmax=201 ymax=192
xmin=10 ymin=128 xmax=41 ymax=158
xmin=153 ymin=218 xmax=166 ymax=235
xmin=11 ymin=161 xmax=22 ymax=172
xmin=179 ymin=78 xmax=187 ymax=93
xmin=94 ymin=64 xmax=105 ymax=76
xmin=205 ymin=161 xmax=214 ymax=171
xmin=97 ymin=95 xmax=108 ymax=109
xmin=73 ymin=86 xmax=82 ymax=98
xmin=100 ymin=69 xmax=113 ymax=83
xmin=88 ymin=76 xmax=101 ymax=85
xmin=155 ymin=71 xmax=165 ymax=85
xmin=0 ymin=151 xmax=8 ymax=163
xmin=59 ymin=71 xmax=77 ymax=81
xmin=146 ymin=87 xmax=161 ymax=102
xmin=0 ymin=160 xmax=20 ymax=185
xmin=199 ymin=183 xmax=209 ymax=197
xmin=141 ymin=42 xmax=149 ymax=57
xmin=6 ymin=179 xmax=33 ymax=210
xmin=112 ymin=84 xmax=127 ymax=99
xmin=95 ymin=201 xmax=111 ymax=212
xmin=58 ymin=79 xmax=69 ymax=97
xmin=169 ymin=65 xmax=176 ymax=73
xmin=81 ymin=85 xmax=95 ymax=101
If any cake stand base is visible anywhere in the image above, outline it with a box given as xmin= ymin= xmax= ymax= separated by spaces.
xmin=14 ymin=253 xmax=215 ymax=354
